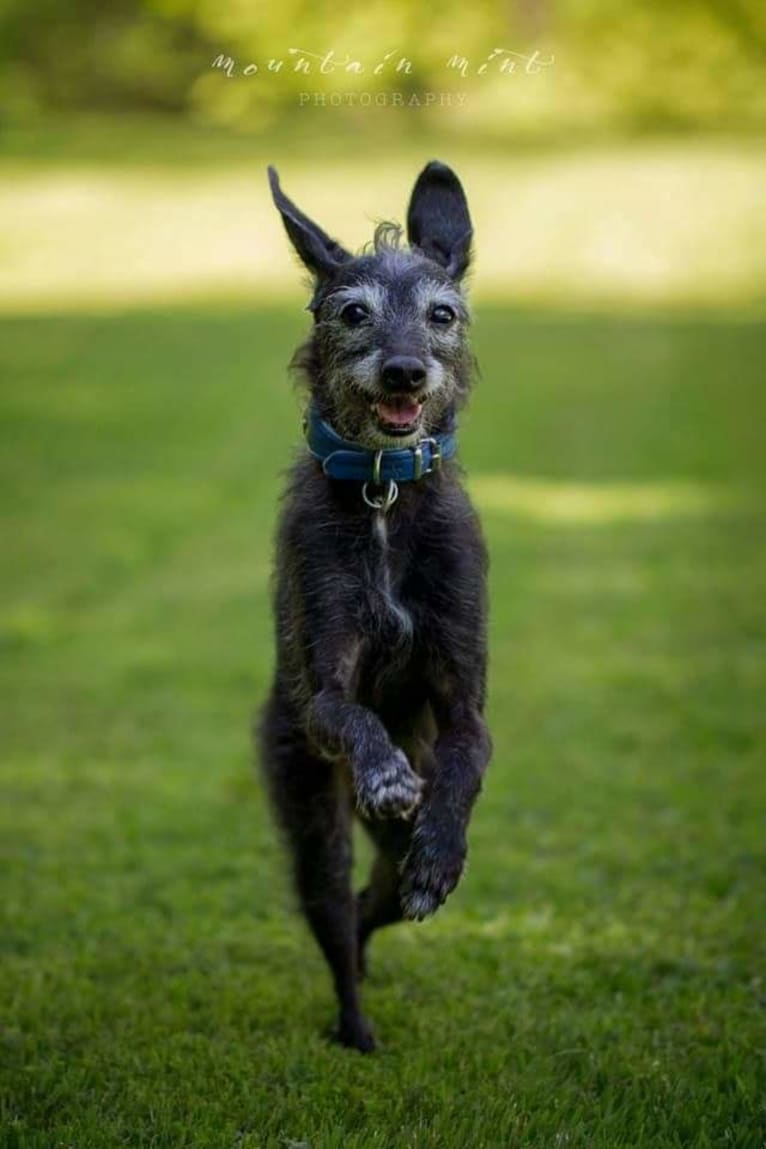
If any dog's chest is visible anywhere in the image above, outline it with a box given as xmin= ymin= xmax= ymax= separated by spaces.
xmin=361 ymin=510 xmax=414 ymax=649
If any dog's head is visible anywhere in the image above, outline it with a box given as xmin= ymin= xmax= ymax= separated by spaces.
xmin=268 ymin=161 xmax=475 ymax=449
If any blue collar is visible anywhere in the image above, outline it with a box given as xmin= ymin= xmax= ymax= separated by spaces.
xmin=304 ymin=405 xmax=457 ymax=483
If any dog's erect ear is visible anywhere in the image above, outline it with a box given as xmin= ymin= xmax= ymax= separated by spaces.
xmin=268 ymin=166 xmax=350 ymax=279
xmin=406 ymin=160 xmax=472 ymax=281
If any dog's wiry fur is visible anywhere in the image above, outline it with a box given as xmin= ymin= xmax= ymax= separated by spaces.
xmin=257 ymin=161 xmax=492 ymax=1052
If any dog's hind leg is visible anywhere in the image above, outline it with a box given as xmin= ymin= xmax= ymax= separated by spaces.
xmin=262 ymin=722 xmax=375 ymax=1053
xmin=356 ymin=818 xmax=413 ymax=978
xmin=296 ymin=809 xmax=375 ymax=1052
xmin=356 ymin=854 xmax=403 ymax=979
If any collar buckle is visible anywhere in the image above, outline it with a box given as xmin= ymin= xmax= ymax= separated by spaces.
xmin=419 ymin=437 xmax=442 ymax=474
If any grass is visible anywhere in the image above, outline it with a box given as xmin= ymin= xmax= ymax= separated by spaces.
xmin=1 ymin=298 xmax=765 ymax=1148
xmin=2 ymin=117 xmax=765 ymax=312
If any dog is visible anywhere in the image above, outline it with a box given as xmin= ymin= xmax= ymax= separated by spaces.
xmin=257 ymin=160 xmax=492 ymax=1052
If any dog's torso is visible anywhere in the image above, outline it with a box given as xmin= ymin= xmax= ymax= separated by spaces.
xmin=270 ymin=453 xmax=487 ymax=772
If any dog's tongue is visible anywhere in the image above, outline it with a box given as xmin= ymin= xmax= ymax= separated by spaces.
xmin=375 ymin=396 xmax=422 ymax=427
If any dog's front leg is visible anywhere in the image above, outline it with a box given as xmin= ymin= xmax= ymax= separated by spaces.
xmin=307 ymin=683 xmax=423 ymax=819
xmin=400 ymin=694 xmax=491 ymax=920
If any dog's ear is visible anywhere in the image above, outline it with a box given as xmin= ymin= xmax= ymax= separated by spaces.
xmin=406 ymin=160 xmax=472 ymax=281
xmin=268 ymin=166 xmax=350 ymax=279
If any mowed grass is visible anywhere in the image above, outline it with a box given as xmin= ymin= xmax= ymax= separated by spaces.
xmin=1 ymin=302 xmax=765 ymax=1148
xmin=2 ymin=127 xmax=766 ymax=312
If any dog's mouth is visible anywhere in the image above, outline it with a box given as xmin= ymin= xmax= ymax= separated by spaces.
xmin=372 ymin=394 xmax=425 ymax=436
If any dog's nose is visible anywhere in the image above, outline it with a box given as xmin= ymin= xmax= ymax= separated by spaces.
xmin=381 ymin=356 xmax=427 ymax=393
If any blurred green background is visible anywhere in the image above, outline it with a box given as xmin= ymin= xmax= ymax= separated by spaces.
xmin=1 ymin=3 xmax=765 ymax=1147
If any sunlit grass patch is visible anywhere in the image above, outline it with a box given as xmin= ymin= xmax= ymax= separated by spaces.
xmin=1 ymin=135 xmax=765 ymax=312
xmin=470 ymin=475 xmax=742 ymax=524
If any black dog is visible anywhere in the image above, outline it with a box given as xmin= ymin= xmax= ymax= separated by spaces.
xmin=258 ymin=161 xmax=491 ymax=1052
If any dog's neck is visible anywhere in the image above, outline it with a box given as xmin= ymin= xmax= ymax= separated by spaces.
xmin=304 ymin=402 xmax=457 ymax=486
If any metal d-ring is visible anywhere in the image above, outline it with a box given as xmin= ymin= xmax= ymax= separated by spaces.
xmin=362 ymin=479 xmax=399 ymax=511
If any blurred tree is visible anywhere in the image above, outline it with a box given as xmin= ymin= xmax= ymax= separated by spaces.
xmin=0 ymin=0 xmax=764 ymax=133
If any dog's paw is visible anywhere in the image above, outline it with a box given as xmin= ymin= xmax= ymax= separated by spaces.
xmin=333 ymin=1010 xmax=377 ymax=1054
xmin=399 ymin=821 xmax=467 ymax=921
xmin=354 ymin=749 xmax=423 ymax=820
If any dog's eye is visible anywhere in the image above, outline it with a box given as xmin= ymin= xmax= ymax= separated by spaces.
xmin=429 ymin=304 xmax=456 ymax=326
xmin=340 ymin=302 xmax=370 ymax=326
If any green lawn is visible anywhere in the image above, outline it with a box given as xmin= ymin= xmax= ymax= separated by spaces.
xmin=1 ymin=302 xmax=765 ymax=1148
xmin=3 ymin=124 xmax=765 ymax=313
